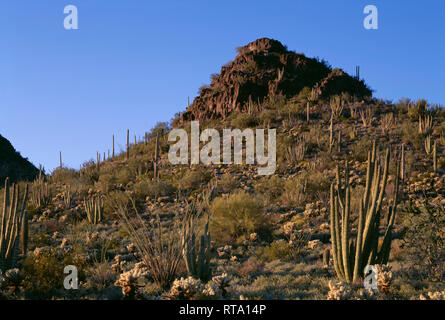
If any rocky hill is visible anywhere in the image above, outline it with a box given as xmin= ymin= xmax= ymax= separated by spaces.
xmin=182 ymin=38 xmax=371 ymax=121
xmin=0 ymin=134 xmax=39 ymax=184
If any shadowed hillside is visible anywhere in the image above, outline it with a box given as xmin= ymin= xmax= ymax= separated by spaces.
xmin=0 ymin=134 xmax=39 ymax=184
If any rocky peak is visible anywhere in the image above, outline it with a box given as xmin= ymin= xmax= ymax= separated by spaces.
xmin=181 ymin=38 xmax=371 ymax=121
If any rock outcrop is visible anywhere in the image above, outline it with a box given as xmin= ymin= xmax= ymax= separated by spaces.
xmin=182 ymin=38 xmax=371 ymax=121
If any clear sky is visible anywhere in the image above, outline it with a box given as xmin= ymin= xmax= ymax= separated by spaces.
xmin=1 ymin=0 xmax=444 ymax=172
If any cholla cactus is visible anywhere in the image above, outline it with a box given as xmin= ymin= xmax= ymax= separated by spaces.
xmin=419 ymin=290 xmax=445 ymax=300
xmin=359 ymin=288 xmax=378 ymax=300
xmin=114 ymin=268 xmax=148 ymax=299
xmin=168 ymin=276 xmax=206 ymax=300
xmin=202 ymin=282 xmax=223 ymax=299
xmin=327 ymin=281 xmax=352 ymax=300
xmin=211 ymin=273 xmax=231 ymax=296
xmin=0 ymin=268 xmax=23 ymax=296
xmin=168 ymin=276 xmax=223 ymax=300
xmin=376 ymin=265 xmax=393 ymax=294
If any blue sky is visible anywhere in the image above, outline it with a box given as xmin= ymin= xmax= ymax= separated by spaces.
xmin=1 ymin=0 xmax=443 ymax=172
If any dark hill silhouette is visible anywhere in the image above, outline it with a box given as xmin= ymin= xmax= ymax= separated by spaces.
xmin=0 ymin=134 xmax=39 ymax=184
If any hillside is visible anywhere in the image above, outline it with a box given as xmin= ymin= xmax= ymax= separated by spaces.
xmin=0 ymin=134 xmax=39 ymax=184
xmin=0 ymin=39 xmax=443 ymax=301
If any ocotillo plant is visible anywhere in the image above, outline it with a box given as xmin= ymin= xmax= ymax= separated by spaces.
xmin=329 ymin=142 xmax=400 ymax=283
xmin=0 ymin=178 xmax=29 ymax=272
xmin=84 ymin=195 xmax=103 ymax=224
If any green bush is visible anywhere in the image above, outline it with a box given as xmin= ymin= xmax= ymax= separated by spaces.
xmin=210 ymin=192 xmax=270 ymax=243
xmin=254 ymin=176 xmax=284 ymax=202
xmin=231 ymin=114 xmax=258 ymax=129
xmin=22 ymin=247 xmax=88 ymax=299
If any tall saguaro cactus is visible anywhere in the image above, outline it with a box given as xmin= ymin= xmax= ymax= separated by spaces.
xmin=329 ymin=142 xmax=400 ymax=282
xmin=433 ymin=140 xmax=437 ymax=174
xmin=0 ymin=178 xmax=29 ymax=272
xmin=126 ymin=129 xmax=130 ymax=160
xmin=153 ymin=132 xmax=160 ymax=180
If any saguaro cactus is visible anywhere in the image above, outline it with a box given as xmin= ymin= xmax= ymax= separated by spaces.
xmin=329 ymin=142 xmax=400 ymax=282
xmin=153 ymin=132 xmax=160 ymax=180
xmin=400 ymin=143 xmax=405 ymax=182
xmin=433 ymin=140 xmax=437 ymax=173
xmin=126 ymin=129 xmax=130 ymax=160
xmin=112 ymin=134 xmax=115 ymax=158
xmin=329 ymin=115 xmax=335 ymax=153
xmin=0 ymin=178 xmax=29 ymax=271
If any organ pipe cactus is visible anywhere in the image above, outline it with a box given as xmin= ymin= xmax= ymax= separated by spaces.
xmin=181 ymin=211 xmax=212 ymax=282
xmin=329 ymin=142 xmax=400 ymax=282
xmin=84 ymin=195 xmax=103 ymax=224
xmin=181 ymin=182 xmax=216 ymax=282
xmin=0 ymin=178 xmax=29 ymax=272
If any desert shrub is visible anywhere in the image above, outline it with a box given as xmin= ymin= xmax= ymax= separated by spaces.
xmin=231 ymin=113 xmax=258 ymax=129
xmin=407 ymin=99 xmax=428 ymax=120
xmin=210 ymin=192 xmax=271 ymax=243
xmin=236 ymin=257 xmax=265 ymax=279
xmin=280 ymin=176 xmax=307 ymax=207
xmin=22 ymin=247 xmax=88 ymax=299
xmin=281 ymin=170 xmax=331 ymax=207
xmin=51 ymin=167 xmax=78 ymax=184
xmin=79 ymin=160 xmax=99 ymax=184
xmin=254 ymin=176 xmax=284 ymax=202
xmin=258 ymin=109 xmax=276 ymax=127
xmin=257 ymin=239 xmax=292 ymax=262
xmin=173 ymin=168 xmax=212 ymax=191
xmin=85 ymin=261 xmax=118 ymax=292
xmin=216 ymin=173 xmax=239 ymax=194
xmin=95 ymin=172 xmax=116 ymax=194
xmin=350 ymin=137 xmax=373 ymax=162
xmin=133 ymin=178 xmax=176 ymax=200
xmin=401 ymin=201 xmax=445 ymax=282
xmin=114 ymin=167 xmax=133 ymax=186
xmin=104 ymin=190 xmax=132 ymax=219
xmin=399 ymin=120 xmax=423 ymax=151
